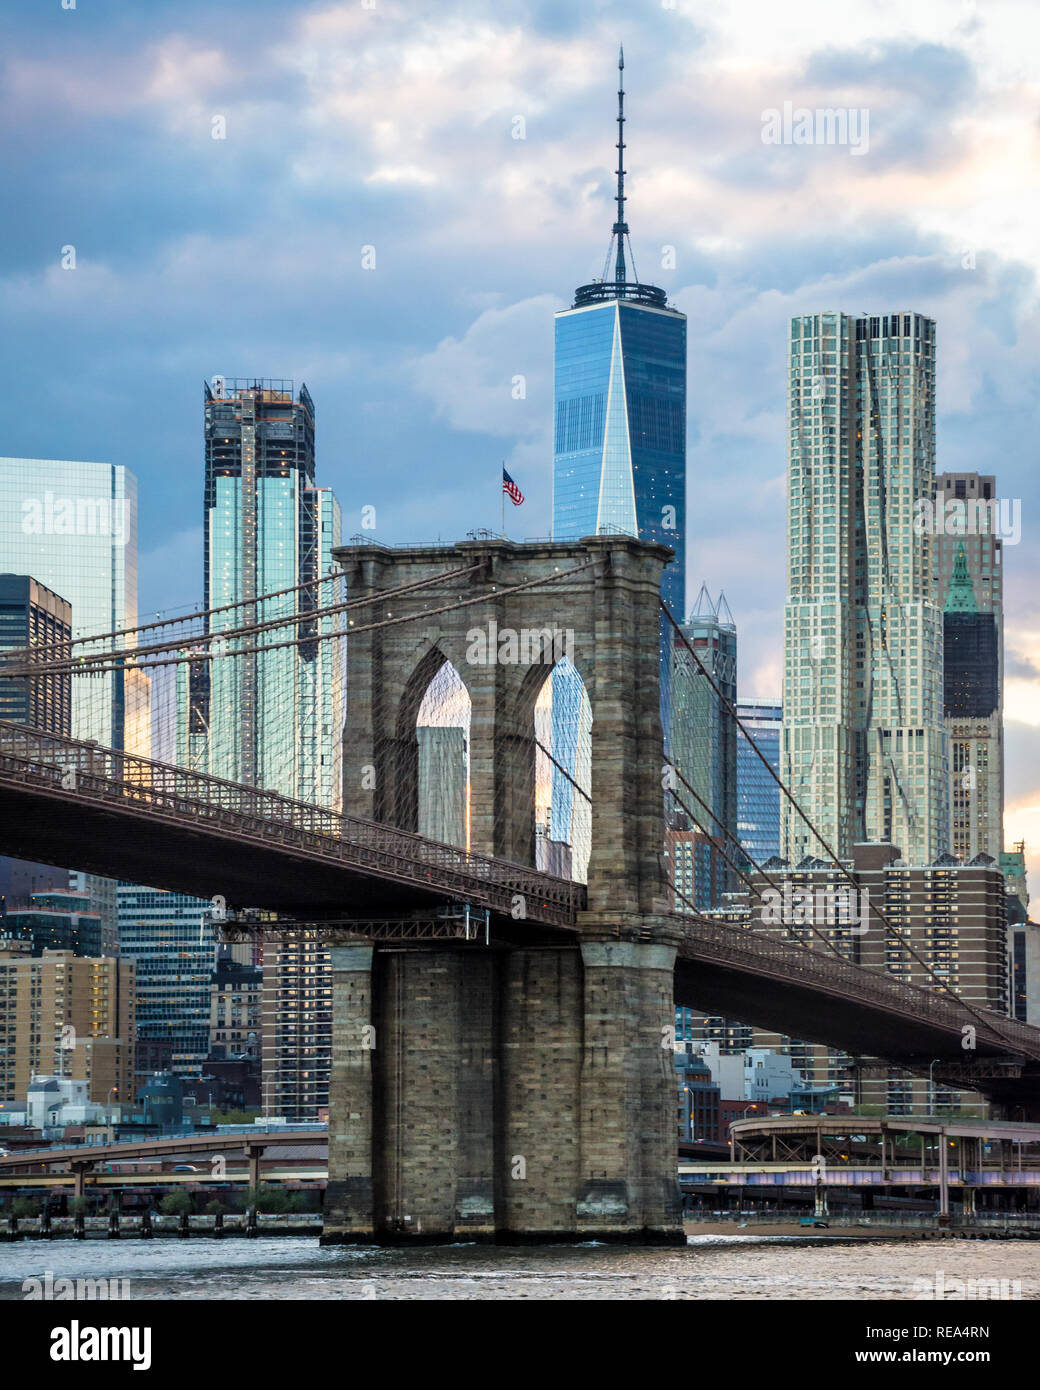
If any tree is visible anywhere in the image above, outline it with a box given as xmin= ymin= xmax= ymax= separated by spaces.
xmin=159 ymin=1190 xmax=192 ymax=1216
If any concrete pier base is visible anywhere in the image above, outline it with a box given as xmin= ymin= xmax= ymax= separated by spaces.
xmin=321 ymin=938 xmax=683 ymax=1245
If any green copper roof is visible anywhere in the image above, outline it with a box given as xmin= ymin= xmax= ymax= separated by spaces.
xmin=944 ymin=543 xmax=979 ymax=614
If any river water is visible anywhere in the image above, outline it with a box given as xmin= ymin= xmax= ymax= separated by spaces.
xmin=0 ymin=1235 xmax=1037 ymax=1299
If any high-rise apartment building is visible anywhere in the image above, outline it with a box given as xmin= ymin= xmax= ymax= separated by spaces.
xmin=934 ymin=473 xmax=1004 ymax=862
xmin=736 ymin=699 xmax=782 ymax=866
xmin=744 ymin=843 xmax=1008 ymax=1113
xmin=210 ymin=954 xmax=262 ymax=1061
xmin=186 ymin=379 xmax=342 ymax=807
xmin=0 ymin=945 xmax=135 ymax=1105
xmin=782 ymin=313 xmax=947 ymax=864
xmin=261 ymin=932 xmax=331 ymax=1121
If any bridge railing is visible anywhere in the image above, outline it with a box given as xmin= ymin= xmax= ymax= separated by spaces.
xmin=0 ymin=722 xmax=584 ymax=927
xmin=669 ymin=907 xmax=1039 ymax=1055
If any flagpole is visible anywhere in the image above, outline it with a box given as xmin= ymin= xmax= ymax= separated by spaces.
xmin=501 ymin=460 xmax=506 ymax=540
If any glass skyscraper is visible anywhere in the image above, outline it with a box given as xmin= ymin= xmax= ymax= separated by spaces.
xmin=550 ymin=53 xmax=687 ymax=845
xmin=735 ymin=699 xmax=782 ymax=867
xmin=669 ymin=585 xmax=737 ymax=901
xmin=184 ymin=379 xmax=343 ymax=808
xmin=552 ymin=52 xmax=686 ymax=621
xmin=0 ymin=457 xmax=139 ymax=749
xmin=0 ymin=458 xmax=142 ymax=946
xmin=116 ymin=883 xmax=215 ymax=1081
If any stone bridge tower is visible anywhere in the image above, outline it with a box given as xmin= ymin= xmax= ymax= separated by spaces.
xmin=322 ymin=535 xmax=683 ymax=1244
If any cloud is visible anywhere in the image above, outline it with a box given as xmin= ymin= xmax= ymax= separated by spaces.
xmin=0 ymin=0 xmax=1039 ymax=896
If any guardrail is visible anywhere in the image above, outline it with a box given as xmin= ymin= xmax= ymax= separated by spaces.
xmin=669 ymin=908 xmax=1040 ymax=1058
xmin=0 ymin=722 xmax=584 ymax=928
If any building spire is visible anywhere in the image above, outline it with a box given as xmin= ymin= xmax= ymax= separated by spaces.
xmin=614 ymin=44 xmax=627 ymax=285
xmin=572 ymin=46 xmax=668 ymax=309
xmin=945 ymin=542 xmax=979 ymax=613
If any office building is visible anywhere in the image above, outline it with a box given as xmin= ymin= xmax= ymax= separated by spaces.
xmin=1 ymin=891 xmax=102 ymax=958
xmin=0 ymin=574 xmax=71 ymax=732
xmin=552 ymin=52 xmax=686 ymax=619
xmin=0 ymin=458 xmax=138 ymax=749
xmin=935 ymin=473 xmax=1004 ymax=862
xmin=1008 ymin=917 xmax=1040 ymax=1026
xmin=0 ymin=574 xmax=75 ymax=907
xmin=0 ymin=458 xmax=144 ymax=951
xmin=735 ymin=699 xmax=782 ymax=867
xmin=116 ymin=885 xmax=215 ymax=1081
xmin=0 ymin=946 xmax=135 ymax=1105
xmin=417 ymin=725 xmax=468 ymax=848
xmin=781 ymin=314 xmax=947 ymax=865
xmin=669 ymin=585 xmax=737 ymax=897
xmin=674 ymin=1047 xmax=722 ymax=1143
xmin=1002 ymin=843 xmax=1029 ymax=917
xmin=187 ymin=379 xmax=343 ymax=807
xmin=550 ymin=53 xmax=686 ymax=843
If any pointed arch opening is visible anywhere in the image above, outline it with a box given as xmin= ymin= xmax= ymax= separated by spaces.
xmin=534 ymin=657 xmax=592 ymax=883
xmin=415 ymin=658 xmax=471 ymax=851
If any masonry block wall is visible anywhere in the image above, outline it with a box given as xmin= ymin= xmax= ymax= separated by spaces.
xmin=323 ymin=941 xmax=682 ymax=1243
xmin=324 ymin=536 xmax=682 ymax=1244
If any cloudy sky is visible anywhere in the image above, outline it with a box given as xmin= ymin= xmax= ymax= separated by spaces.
xmin=2 ymin=0 xmax=1039 ymax=889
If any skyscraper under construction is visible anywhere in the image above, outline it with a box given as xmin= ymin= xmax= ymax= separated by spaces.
xmin=186 ymin=378 xmax=342 ymax=808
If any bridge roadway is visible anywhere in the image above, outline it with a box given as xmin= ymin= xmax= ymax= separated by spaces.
xmin=0 ymin=1129 xmax=327 ymax=1195
xmin=2 ymin=721 xmax=1040 ymax=1105
xmin=678 ymin=1163 xmax=1040 ymax=1187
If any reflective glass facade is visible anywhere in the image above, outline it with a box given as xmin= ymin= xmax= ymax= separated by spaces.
xmin=117 ymin=883 xmax=215 ymax=1080
xmin=184 ymin=382 xmax=343 ymax=807
xmin=0 ymin=574 xmax=71 ymax=733
xmin=0 ymin=458 xmax=137 ymax=749
xmin=670 ymin=593 xmax=737 ymax=900
xmin=553 ymin=301 xmax=686 ymax=620
xmin=735 ymin=699 xmax=782 ymax=866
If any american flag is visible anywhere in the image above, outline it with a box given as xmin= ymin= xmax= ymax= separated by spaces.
xmin=502 ymin=467 xmax=525 ymax=506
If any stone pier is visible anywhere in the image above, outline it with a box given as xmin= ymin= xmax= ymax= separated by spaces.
xmin=322 ymin=935 xmax=682 ymax=1244
xmin=324 ymin=534 xmax=682 ymax=1245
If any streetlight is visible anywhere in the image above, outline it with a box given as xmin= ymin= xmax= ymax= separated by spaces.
xmin=926 ymin=1059 xmax=941 ymax=1117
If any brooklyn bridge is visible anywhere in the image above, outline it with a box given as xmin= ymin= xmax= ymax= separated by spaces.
xmin=1 ymin=532 xmax=1038 ymax=1243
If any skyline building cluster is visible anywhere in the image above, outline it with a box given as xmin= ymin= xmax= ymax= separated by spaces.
xmin=0 ymin=53 xmax=1032 ymax=1136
